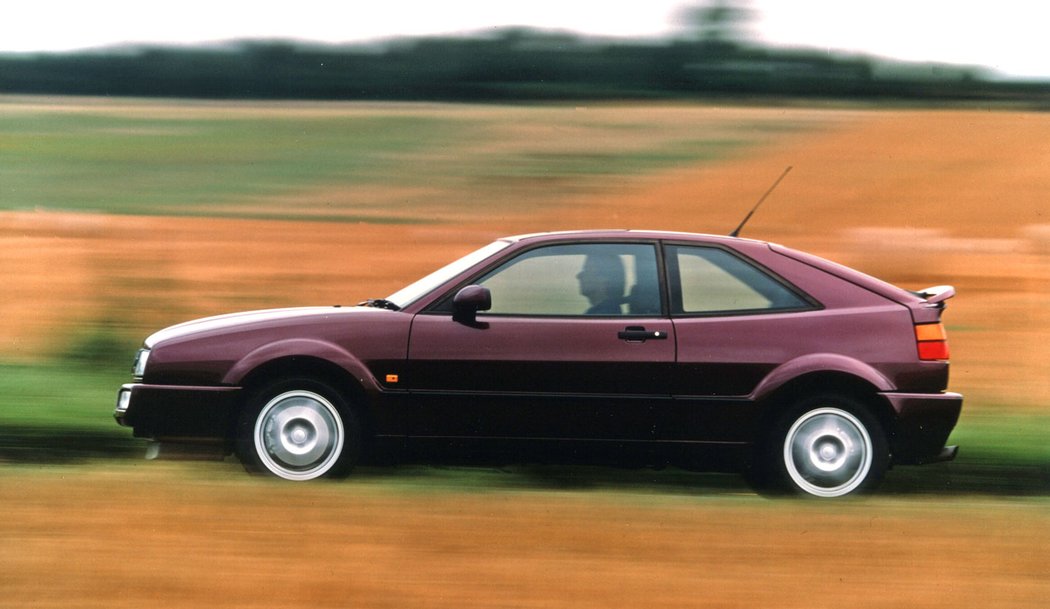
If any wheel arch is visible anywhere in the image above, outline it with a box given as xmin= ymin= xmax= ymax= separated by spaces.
xmin=753 ymin=370 xmax=897 ymax=448
xmin=232 ymin=354 xmax=376 ymax=440
xmin=223 ymin=338 xmax=375 ymax=386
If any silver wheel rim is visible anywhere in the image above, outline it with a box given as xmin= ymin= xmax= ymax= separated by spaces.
xmin=783 ymin=407 xmax=873 ymax=497
xmin=254 ymin=390 xmax=344 ymax=481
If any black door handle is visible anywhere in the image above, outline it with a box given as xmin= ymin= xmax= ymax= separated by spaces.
xmin=618 ymin=326 xmax=668 ymax=342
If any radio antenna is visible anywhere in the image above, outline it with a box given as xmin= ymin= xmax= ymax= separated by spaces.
xmin=729 ymin=165 xmax=792 ymax=238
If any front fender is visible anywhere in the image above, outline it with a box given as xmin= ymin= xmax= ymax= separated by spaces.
xmin=222 ymin=338 xmax=380 ymax=392
xmin=750 ymin=352 xmax=894 ymax=401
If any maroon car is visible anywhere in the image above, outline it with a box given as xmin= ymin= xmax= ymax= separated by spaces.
xmin=114 ymin=230 xmax=961 ymax=497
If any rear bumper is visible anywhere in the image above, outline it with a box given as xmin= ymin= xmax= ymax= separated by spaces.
xmin=880 ymin=391 xmax=963 ymax=465
xmin=115 ymin=383 xmax=241 ymax=441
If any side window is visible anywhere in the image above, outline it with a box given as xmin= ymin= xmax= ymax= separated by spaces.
xmin=669 ymin=245 xmax=809 ymax=315
xmin=475 ymin=243 xmax=660 ymax=316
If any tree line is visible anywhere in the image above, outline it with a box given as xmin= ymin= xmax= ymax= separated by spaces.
xmin=1 ymin=29 xmax=1047 ymax=103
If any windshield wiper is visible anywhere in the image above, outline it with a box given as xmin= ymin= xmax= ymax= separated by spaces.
xmin=358 ymin=298 xmax=401 ymax=311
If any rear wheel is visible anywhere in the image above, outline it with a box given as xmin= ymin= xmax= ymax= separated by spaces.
xmin=236 ymin=378 xmax=360 ymax=481
xmin=757 ymin=394 xmax=888 ymax=498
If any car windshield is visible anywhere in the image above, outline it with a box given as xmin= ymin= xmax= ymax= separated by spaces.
xmin=385 ymin=239 xmax=512 ymax=308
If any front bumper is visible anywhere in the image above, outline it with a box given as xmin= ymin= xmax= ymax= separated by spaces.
xmin=880 ymin=391 xmax=963 ymax=465
xmin=115 ymin=383 xmax=242 ymax=440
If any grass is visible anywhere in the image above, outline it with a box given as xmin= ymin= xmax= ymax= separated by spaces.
xmin=0 ymin=100 xmax=813 ymax=222
xmin=948 ymin=410 xmax=1050 ymax=466
xmin=0 ymin=362 xmax=127 ymax=433
xmin=0 ymin=112 xmax=467 ymax=216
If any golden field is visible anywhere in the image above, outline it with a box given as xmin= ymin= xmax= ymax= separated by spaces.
xmin=1 ymin=99 xmax=1048 ymax=608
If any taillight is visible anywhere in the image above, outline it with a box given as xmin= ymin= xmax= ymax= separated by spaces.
xmin=915 ymin=323 xmax=950 ymax=361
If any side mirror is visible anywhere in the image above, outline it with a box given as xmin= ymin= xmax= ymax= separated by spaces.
xmin=452 ymin=285 xmax=491 ymax=325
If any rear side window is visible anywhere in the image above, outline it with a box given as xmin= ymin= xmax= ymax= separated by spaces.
xmin=668 ymin=245 xmax=810 ymax=315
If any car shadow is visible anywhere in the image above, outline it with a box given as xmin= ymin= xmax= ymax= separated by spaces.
xmin=0 ymin=426 xmax=147 ymax=464
xmin=880 ymin=458 xmax=1050 ymax=497
xmin=352 ymin=460 xmax=1050 ymax=498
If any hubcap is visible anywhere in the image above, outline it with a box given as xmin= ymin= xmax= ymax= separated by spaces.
xmin=254 ymin=390 xmax=344 ymax=480
xmin=784 ymin=407 xmax=873 ymax=497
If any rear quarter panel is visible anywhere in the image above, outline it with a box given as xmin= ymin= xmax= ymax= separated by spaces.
xmin=672 ymin=241 xmax=929 ymax=399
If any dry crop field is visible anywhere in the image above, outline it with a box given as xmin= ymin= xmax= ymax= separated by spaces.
xmin=1 ymin=98 xmax=1048 ymax=607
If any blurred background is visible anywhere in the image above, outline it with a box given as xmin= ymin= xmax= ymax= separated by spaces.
xmin=1 ymin=2 xmax=1048 ymax=608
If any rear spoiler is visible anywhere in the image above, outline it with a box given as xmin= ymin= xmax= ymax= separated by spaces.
xmin=912 ymin=285 xmax=956 ymax=308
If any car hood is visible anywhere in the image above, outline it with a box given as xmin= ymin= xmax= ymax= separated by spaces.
xmin=144 ymin=306 xmax=361 ymax=348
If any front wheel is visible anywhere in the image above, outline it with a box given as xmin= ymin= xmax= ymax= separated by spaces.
xmin=236 ymin=379 xmax=360 ymax=481
xmin=759 ymin=395 xmax=889 ymax=498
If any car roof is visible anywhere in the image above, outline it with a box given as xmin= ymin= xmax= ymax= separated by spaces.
xmin=502 ymin=229 xmax=769 ymax=248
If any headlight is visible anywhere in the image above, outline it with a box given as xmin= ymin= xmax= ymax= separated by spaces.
xmin=115 ymin=388 xmax=132 ymax=413
xmin=132 ymin=348 xmax=150 ymax=379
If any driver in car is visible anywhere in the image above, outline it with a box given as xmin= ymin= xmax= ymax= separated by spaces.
xmin=577 ymin=253 xmax=625 ymax=315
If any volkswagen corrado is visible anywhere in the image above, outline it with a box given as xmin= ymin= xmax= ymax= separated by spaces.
xmin=114 ymin=230 xmax=962 ymax=497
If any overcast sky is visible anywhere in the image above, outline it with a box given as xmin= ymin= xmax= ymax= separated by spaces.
xmin=3 ymin=1 xmax=1048 ymax=80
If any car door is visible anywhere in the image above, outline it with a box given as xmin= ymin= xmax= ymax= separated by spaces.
xmin=404 ymin=241 xmax=675 ymax=441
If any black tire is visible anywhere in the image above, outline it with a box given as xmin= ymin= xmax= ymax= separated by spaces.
xmin=751 ymin=394 xmax=889 ymax=498
xmin=235 ymin=378 xmax=361 ymax=481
